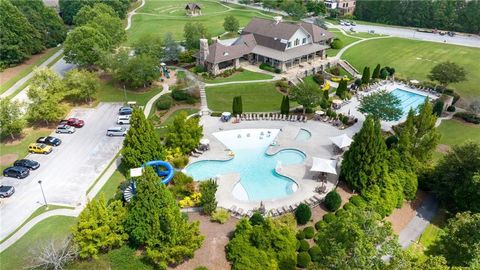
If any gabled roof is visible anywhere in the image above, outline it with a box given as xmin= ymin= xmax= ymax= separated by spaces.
xmin=204 ymin=34 xmax=256 ymax=64
xmin=243 ymin=17 xmax=302 ymax=40
xmin=300 ymin=22 xmax=333 ymax=42
xmin=185 ymin=3 xmax=201 ymax=10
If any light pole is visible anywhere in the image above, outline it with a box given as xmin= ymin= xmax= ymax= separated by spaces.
xmin=38 ymin=180 xmax=48 ymax=209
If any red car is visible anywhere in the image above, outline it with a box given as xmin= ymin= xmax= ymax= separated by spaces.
xmin=60 ymin=118 xmax=85 ymax=128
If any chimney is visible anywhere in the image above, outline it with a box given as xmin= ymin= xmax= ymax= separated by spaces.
xmin=273 ymin=16 xmax=282 ymax=24
xmin=199 ymin=38 xmax=209 ymax=66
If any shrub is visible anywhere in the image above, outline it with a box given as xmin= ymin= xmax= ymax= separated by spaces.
xmin=455 ymin=112 xmax=480 ymax=124
xmin=249 ymin=212 xmax=265 ymax=225
xmin=297 ymin=252 xmax=311 ymax=268
xmin=274 ymin=68 xmax=281 ymax=74
xmin=303 ymin=226 xmax=315 ymax=239
xmin=171 ymin=89 xmax=189 ymax=101
xmin=171 ymin=155 xmax=189 ymax=169
xmin=433 ymin=100 xmax=444 ymax=116
xmin=210 ymin=208 xmax=230 ymax=224
xmin=313 ymin=73 xmax=325 ymax=85
xmin=330 ymin=38 xmax=344 ymax=49
xmin=295 ymin=203 xmax=312 ymax=225
xmin=296 ymin=230 xmax=305 ymax=240
xmin=324 ymin=190 xmax=342 ymax=211
xmin=308 ymin=246 xmax=321 ymax=262
xmin=335 ymin=208 xmax=347 ymax=217
xmin=385 ymin=135 xmax=399 ymax=149
xmin=275 ymin=79 xmax=289 ymax=92
xmin=322 ymin=213 xmax=336 ymax=223
xmin=349 ymin=195 xmax=367 ymax=208
xmin=298 ymin=240 xmax=309 ymax=252
xmin=192 ymin=65 xmax=206 ymax=74
xmin=200 ymin=179 xmax=218 ymax=215
xmin=314 ymin=220 xmax=325 ymax=230
xmin=156 ymin=95 xmax=173 ymax=110
xmin=343 ymin=202 xmax=355 ymax=211
xmin=259 ymin=63 xmax=276 ymax=73
xmin=329 ymin=66 xmax=341 ymax=76
xmin=194 ymin=267 xmax=209 ymax=270
xmin=447 ymin=105 xmax=456 ymax=112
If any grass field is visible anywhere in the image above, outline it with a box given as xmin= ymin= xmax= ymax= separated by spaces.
xmin=206 ymin=82 xmax=291 ymax=112
xmin=95 ymin=79 xmax=163 ymax=106
xmin=326 ymin=31 xmax=361 ymax=57
xmin=127 ymin=0 xmax=276 ymax=43
xmin=437 ymin=119 xmax=480 ymax=146
xmin=204 ymin=70 xmax=273 ymax=84
xmin=341 ymin=37 xmax=480 ymax=99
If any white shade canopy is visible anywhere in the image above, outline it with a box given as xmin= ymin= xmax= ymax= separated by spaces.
xmin=329 ymin=134 xmax=353 ymax=149
xmin=310 ymin=157 xmax=337 ymax=175
xmin=200 ymin=138 xmax=210 ymax=145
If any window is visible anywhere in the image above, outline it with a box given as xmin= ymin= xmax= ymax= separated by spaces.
xmin=302 ymin=38 xmax=306 ymax=44
xmin=294 ymin=38 xmax=299 ymax=46
xmin=287 ymin=41 xmax=291 ymax=48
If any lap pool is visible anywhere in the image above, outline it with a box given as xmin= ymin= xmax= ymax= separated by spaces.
xmin=185 ymin=129 xmax=305 ymax=201
xmin=391 ymin=88 xmax=428 ymax=117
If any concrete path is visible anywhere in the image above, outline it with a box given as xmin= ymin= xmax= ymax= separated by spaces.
xmin=125 ymin=0 xmax=145 ymax=31
xmin=144 ymin=83 xmax=170 ymax=117
xmin=398 ymin=194 xmax=439 ymax=248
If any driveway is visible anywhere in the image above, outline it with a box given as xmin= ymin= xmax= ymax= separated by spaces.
xmin=0 ymin=103 xmax=125 ymax=241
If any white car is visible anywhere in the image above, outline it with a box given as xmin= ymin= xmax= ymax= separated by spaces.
xmin=117 ymin=115 xmax=131 ymax=125
xmin=56 ymin=124 xmax=75 ymax=134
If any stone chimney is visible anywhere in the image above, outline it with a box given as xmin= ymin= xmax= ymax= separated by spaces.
xmin=273 ymin=16 xmax=282 ymax=24
xmin=199 ymin=38 xmax=209 ymax=66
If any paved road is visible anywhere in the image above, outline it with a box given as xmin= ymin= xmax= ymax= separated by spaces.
xmin=0 ymin=103 xmax=125 ymax=241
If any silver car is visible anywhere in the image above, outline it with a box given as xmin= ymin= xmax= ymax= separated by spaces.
xmin=106 ymin=126 xmax=127 ymax=137
xmin=56 ymin=124 xmax=76 ymax=134
xmin=0 ymin=186 xmax=15 ymax=198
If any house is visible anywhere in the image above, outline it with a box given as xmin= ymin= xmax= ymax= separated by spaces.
xmin=337 ymin=0 xmax=356 ymax=15
xmin=185 ymin=3 xmax=202 ymax=16
xmin=196 ymin=17 xmax=333 ymax=75
xmin=324 ymin=0 xmax=338 ymax=9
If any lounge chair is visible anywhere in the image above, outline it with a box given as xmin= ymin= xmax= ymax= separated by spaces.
xmin=246 ymin=210 xmax=253 ymax=217
xmin=303 ymin=116 xmax=308 ymax=122
xmin=229 ymin=205 xmax=237 ymax=213
xmin=236 ymin=208 xmax=244 ymax=217
xmin=273 ymin=114 xmax=277 ymax=120
xmin=190 ymin=152 xmax=200 ymax=158
xmin=282 ymin=206 xmax=289 ymax=213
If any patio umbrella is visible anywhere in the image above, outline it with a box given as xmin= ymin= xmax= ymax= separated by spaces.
xmin=410 ymin=79 xmax=420 ymax=84
xmin=221 ymin=112 xmax=231 ymax=117
xmin=200 ymin=138 xmax=210 ymax=145
xmin=310 ymin=157 xmax=337 ymax=175
xmin=329 ymin=134 xmax=353 ymax=149
xmin=315 ymin=110 xmax=325 ymax=115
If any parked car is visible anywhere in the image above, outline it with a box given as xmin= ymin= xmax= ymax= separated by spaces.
xmin=117 ymin=115 xmax=131 ymax=125
xmin=28 ymin=143 xmax=52 ymax=154
xmin=13 ymin=159 xmax=40 ymax=170
xmin=62 ymin=118 xmax=85 ymax=128
xmin=0 ymin=186 xmax=15 ymax=198
xmin=36 ymin=136 xmax=62 ymax=146
xmin=106 ymin=126 xmax=127 ymax=137
xmin=3 ymin=166 xmax=29 ymax=179
xmin=56 ymin=124 xmax=76 ymax=134
xmin=119 ymin=106 xmax=133 ymax=115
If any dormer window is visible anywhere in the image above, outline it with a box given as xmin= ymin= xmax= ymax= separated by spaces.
xmin=302 ymin=38 xmax=306 ymax=44
xmin=294 ymin=38 xmax=300 ymax=46
xmin=287 ymin=41 xmax=291 ymax=48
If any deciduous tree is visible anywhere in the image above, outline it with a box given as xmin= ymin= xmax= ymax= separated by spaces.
xmin=165 ymin=112 xmax=203 ymax=155
xmin=289 ymin=81 xmax=321 ymax=114
xmin=200 ymin=179 xmax=218 ymax=215
xmin=281 ymin=1 xmax=307 ymax=20
xmin=223 ymin=15 xmax=240 ymax=33
xmin=163 ymin=32 xmax=181 ymax=62
xmin=184 ymin=22 xmax=210 ymax=50
xmin=63 ymin=69 xmax=99 ymax=103
xmin=133 ymin=35 xmax=164 ymax=61
xmin=64 ymin=26 xmax=110 ymax=67
xmin=113 ymin=53 xmax=160 ymax=89
xmin=0 ymin=98 xmax=26 ymax=140
xmin=358 ymin=90 xmax=402 ymax=121
xmin=59 ymin=0 xmax=129 ymax=25
xmin=428 ymin=61 xmax=466 ymax=88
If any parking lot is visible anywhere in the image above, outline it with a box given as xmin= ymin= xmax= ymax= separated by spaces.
xmin=0 ymin=103 xmax=125 ymax=241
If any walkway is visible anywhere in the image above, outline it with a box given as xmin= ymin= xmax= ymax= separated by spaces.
xmin=125 ymin=0 xmax=145 ymax=31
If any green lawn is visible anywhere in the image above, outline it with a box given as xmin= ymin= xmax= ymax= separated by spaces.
xmin=326 ymin=31 xmax=362 ymax=57
xmin=206 ymin=82 xmax=291 ymax=112
xmin=0 ymin=216 xmax=77 ymax=270
xmin=437 ymin=119 xmax=480 ymax=146
xmin=127 ymin=0 xmax=275 ymax=43
xmin=408 ymin=209 xmax=447 ymax=258
xmin=95 ymin=79 xmax=163 ymax=106
xmin=204 ymin=70 xmax=273 ymax=84
xmin=341 ymin=37 xmax=480 ymax=99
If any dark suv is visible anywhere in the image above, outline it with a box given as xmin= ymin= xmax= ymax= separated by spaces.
xmin=14 ymin=159 xmax=40 ymax=170
xmin=119 ymin=106 xmax=133 ymax=115
xmin=3 ymin=166 xmax=29 ymax=179
xmin=37 ymin=136 xmax=62 ymax=146
xmin=0 ymin=186 xmax=15 ymax=198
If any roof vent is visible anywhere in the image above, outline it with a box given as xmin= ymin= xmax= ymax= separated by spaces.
xmin=273 ymin=16 xmax=282 ymax=24
xmin=223 ymin=52 xmax=229 ymax=56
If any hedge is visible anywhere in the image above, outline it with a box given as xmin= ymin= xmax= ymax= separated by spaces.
xmin=324 ymin=190 xmax=342 ymax=212
xmin=349 ymin=195 xmax=367 ymax=208
xmin=297 ymin=252 xmax=311 ymax=268
xmin=171 ymin=89 xmax=189 ymax=101
xmin=298 ymin=239 xmax=310 ymax=252
xmin=323 ymin=213 xmax=336 ymax=223
xmin=455 ymin=112 xmax=480 ymax=124
xmin=295 ymin=203 xmax=312 ymax=225
xmin=315 ymin=220 xmax=325 ymax=230
xmin=335 ymin=208 xmax=347 ymax=217
xmin=296 ymin=230 xmax=306 ymax=240
xmin=155 ymin=95 xmax=173 ymax=110
xmin=308 ymin=246 xmax=321 ymax=262
xmin=259 ymin=63 xmax=281 ymax=74
xmin=343 ymin=202 xmax=355 ymax=211
xmin=303 ymin=226 xmax=315 ymax=239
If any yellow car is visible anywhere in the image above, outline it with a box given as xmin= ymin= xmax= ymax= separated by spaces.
xmin=28 ymin=143 xmax=52 ymax=155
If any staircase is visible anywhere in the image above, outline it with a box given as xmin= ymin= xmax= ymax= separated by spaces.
xmin=199 ymin=85 xmax=210 ymax=115
xmin=338 ymin=60 xmax=361 ymax=78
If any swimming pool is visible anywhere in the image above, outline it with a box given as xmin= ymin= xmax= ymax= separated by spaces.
xmin=391 ymin=88 xmax=428 ymax=117
xmin=185 ymin=129 xmax=306 ymax=201
xmin=295 ymin=128 xmax=311 ymax=141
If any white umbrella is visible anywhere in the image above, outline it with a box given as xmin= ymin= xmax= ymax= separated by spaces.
xmin=310 ymin=157 xmax=337 ymax=175
xmin=329 ymin=134 xmax=353 ymax=149
xmin=160 ymin=62 xmax=166 ymax=66
xmin=315 ymin=110 xmax=325 ymax=115
xmin=200 ymin=138 xmax=210 ymax=145
xmin=222 ymin=112 xmax=231 ymax=117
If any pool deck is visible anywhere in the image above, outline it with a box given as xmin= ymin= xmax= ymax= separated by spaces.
xmin=188 ymin=116 xmax=360 ymax=213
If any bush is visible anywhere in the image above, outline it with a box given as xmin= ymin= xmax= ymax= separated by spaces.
xmin=194 ymin=267 xmax=209 ymax=270
xmin=249 ymin=212 xmax=265 ymax=225
xmin=349 ymin=195 xmax=367 ymax=208
xmin=171 ymin=155 xmax=189 ymax=169
xmin=210 ymin=208 xmax=230 ymax=224
xmin=329 ymin=66 xmax=341 ymax=76
xmin=259 ymin=63 xmax=279 ymax=73
xmin=200 ymin=179 xmax=218 ymax=215
xmin=308 ymin=246 xmax=321 ymax=262
xmin=385 ymin=135 xmax=399 ymax=149
xmin=303 ymin=226 xmax=315 ymax=239
xmin=313 ymin=73 xmax=325 ymax=85
xmin=447 ymin=105 xmax=456 ymax=112
xmin=171 ymin=89 xmax=189 ymax=101
xmin=335 ymin=208 xmax=347 ymax=217
xmin=155 ymin=95 xmax=173 ymax=110
xmin=296 ymin=230 xmax=305 ymax=240
xmin=330 ymin=38 xmax=344 ymax=49
xmin=314 ymin=220 xmax=325 ymax=230
xmin=295 ymin=203 xmax=312 ymax=225
xmin=192 ymin=65 xmax=206 ymax=74
xmin=455 ymin=112 xmax=480 ymax=124
xmin=324 ymin=190 xmax=342 ymax=211
xmin=275 ymin=79 xmax=289 ymax=93
xmin=433 ymin=100 xmax=444 ymax=116
xmin=298 ymin=240 xmax=309 ymax=252
xmin=297 ymin=252 xmax=311 ymax=268
xmin=322 ymin=213 xmax=336 ymax=223
xmin=343 ymin=202 xmax=355 ymax=211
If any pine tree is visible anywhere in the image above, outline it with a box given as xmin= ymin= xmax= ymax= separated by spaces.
xmin=165 ymin=111 xmax=203 ymax=155
xmin=125 ymin=167 xmax=204 ymax=269
xmin=410 ymin=99 xmax=441 ymax=164
xmin=336 ymin=80 xmax=348 ymax=99
xmin=341 ymin=116 xmax=388 ymax=192
xmin=361 ymin=66 xmax=371 ymax=84
xmin=280 ymin=95 xmax=290 ymax=115
xmin=238 ymin=96 xmax=243 ymax=114
xmin=372 ymin=64 xmax=381 ymax=79
xmin=122 ymin=108 xmax=165 ymax=169
xmin=232 ymin=96 xmax=238 ymax=114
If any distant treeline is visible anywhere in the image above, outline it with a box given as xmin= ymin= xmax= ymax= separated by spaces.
xmin=354 ymin=0 xmax=480 ymax=34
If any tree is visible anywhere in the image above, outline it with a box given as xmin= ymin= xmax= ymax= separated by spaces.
xmin=361 ymin=66 xmax=371 ymax=84
xmin=306 ymin=0 xmax=326 ymax=15
xmin=280 ymin=95 xmax=290 ymax=115
xmin=0 ymin=0 xmax=43 ymax=68
xmin=73 ymin=2 xmax=117 ymax=25
xmin=232 ymin=96 xmax=243 ymax=115
xmin=428 ymin=61 xmax=466 ymax=88
xmin=63 ymin=69 xmax=99 ymax=103
xmin=432 ymin=212 xmax=480 ymax=267
xmin=249 ymin=212 xmax=265 ymax=226
xmin=341 ymin=116 xmax=389 ymax=192
xmin=330 ymin=38 xmax=343 ymax=49
xmin=125 ymin=167 xmax=204 ymax=269
xmin=314 ymin=207 xmax=401 ymax=269
xmin=0 ymin=98 xmax=26 ymax=140
xmin=59 ymin=0 xmax=129 ymax=25
xmin=295 ymin=203 xmax=312 ymax=225
xmin=432 ymin=100 xmax=444 ymax=116
xmin=199 ymin=179 xmax=218 ymax=215
xmin=64 ymin=25 xmax=110 ymax=67
xmin=281 ymin=1 xmax=307 ymax=20
xmin=29 ymin=236 xmax=78 ymax=270
xmin=226 ymin=218 xmax=297 ymax=269
xmin=380 ymin=68 xmax=389 ymax=79
xmin=372 ymin=64 xmax=381 ymax=79
xmin=27 ymin=67 xmax=66 ymax=124
xmin=324 ymin=190 xmax=342 ymax=211
xmin=163 ymin=32 xmax=181 ymax=62
xmin=122 ymin=108 xmax=165 ymax=169
xmin=289 ymin=81 xmax=321 ymax=114
xmin=112 ymin=52 xmax=160 ymax=89
xmin=133 ymin=35 xmax=164 ymax=61
xmin=336 ymin=79 xmax=348 ymax=99
xmin=313 ymin=18 xmax=328 ymax=30
xmin=223 ymin=15 xmax=239 ymax=33
xmin=261 ymin=0 xmax=276 ymax=10
xmin=165 ymin=111 xmax=203 ymax=155
xmin=431 ymin=142 xmax=480 ymax=213
xmin=72 ymin=195 xmax=128 ymax=259
xmin=184 ymin=22 xmax=210 ymax=50
xmin=358 ymin=90 xmax=403 ymax=121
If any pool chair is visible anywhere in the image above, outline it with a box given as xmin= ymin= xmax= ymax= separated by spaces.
xmin=303 ymin=116 xmax=308 ymax=122
xmin=190 ymin=151 xmax=200 ymax=158
xmin=288 ymin=205 xmax=295 ymax=212
xmin=276 ymin=208 xmax=284 ymax=215
xmin=274 ymin=114 xmax=278 ymax=120
xmin=229 ymin=205 xmax=237 ymax=213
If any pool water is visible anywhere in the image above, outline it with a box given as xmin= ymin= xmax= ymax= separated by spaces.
xmin=185 ymin=129 xmax=305 ymax=201
xmin=391 ymin=88 xmax=428 ymax=117
xmin=295 ymin=128 xmax=311 ymax=141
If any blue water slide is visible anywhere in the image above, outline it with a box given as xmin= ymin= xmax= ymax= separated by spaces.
xmin=143 ymin=160 xmax=174 ymax=184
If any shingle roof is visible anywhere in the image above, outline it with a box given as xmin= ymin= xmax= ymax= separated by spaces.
xmin=204 ymin=34 xmax=256 ymax=64
xmin=300 ymin=23 xmax=333 ymax=42
xmin=185 ymin=3 xmax=201 ymax=10
xmin=243 ymin=17 xmax=301 ymax=40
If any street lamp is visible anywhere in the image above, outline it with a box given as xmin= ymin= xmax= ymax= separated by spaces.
xmin=38 ymin=180 xmax=48 ymax=209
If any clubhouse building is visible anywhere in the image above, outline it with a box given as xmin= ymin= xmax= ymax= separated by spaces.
xmin=196 ymin=17 xmax=333 ymax=75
